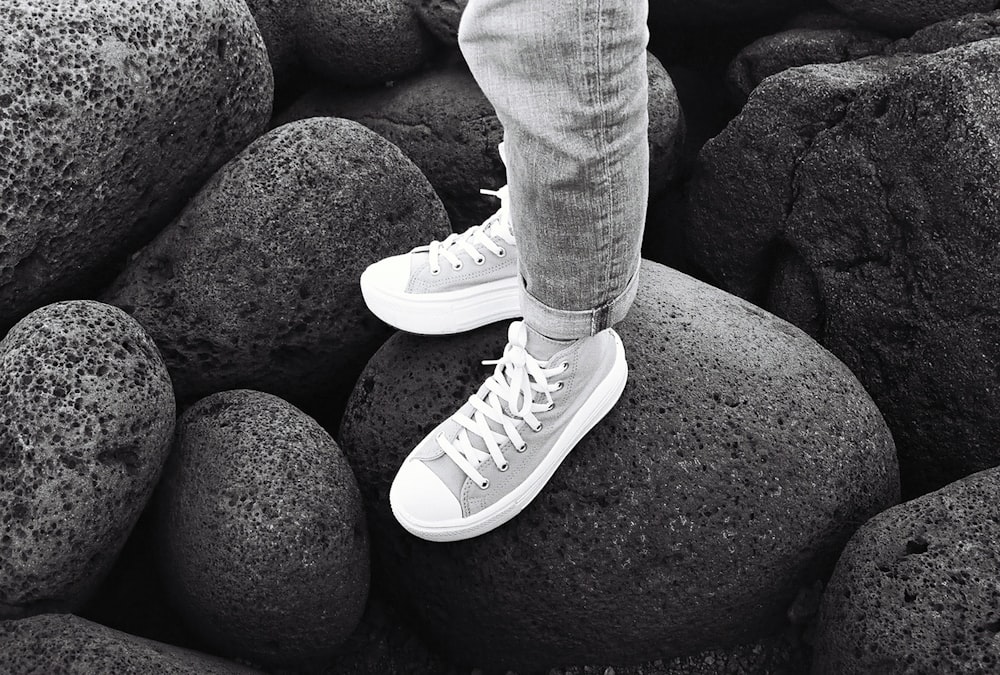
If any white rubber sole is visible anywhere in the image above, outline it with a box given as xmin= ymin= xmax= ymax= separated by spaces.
xmin=389 ymin=331 xmax=628 ymax=542
xmin=360 ymin=269 xmax=521 ymax=335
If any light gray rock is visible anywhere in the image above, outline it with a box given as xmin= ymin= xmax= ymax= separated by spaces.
xmin=0 ymin=301 xmax=175 ymax=619
xmin=339 ymin=259 xmax=899 ymax=671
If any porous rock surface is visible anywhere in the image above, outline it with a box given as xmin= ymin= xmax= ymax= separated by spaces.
xmin=280 ymin=55 xmax=683 ymax=231
xmin=339 ymin=259 xmax=899 ymax=671
xmin=812 ymin=467 xmax=1000 ymax=674
xmin=0 ymin=614 xmax=259 ymax=674
xmin=0 ymin=301 xmax=175 ymax=619
xmin=103 ymin=117 xmax=451 ymax=404
xmin=687 ymin=40 xmax=1000 ymax=497
xmin=826 ymin=0 xmax=998 ymax=34
xmin=157 ymin=389 xmax=369 ymax=669
xmin=727 ymin=28 xmax=889 ymax=102
xmin=886 ymin=9 xmax=1000 ymax=55
xmin=414 ymin=0 xmax=469 ymax=45
xmin=0 ymin=0 xmax=272 ymax=328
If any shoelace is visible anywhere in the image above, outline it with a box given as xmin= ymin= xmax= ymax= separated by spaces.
xmin=423 ymin=186 xmax=515 ymax=275
xmin=436 ymin=321 xmax=568 ymax=490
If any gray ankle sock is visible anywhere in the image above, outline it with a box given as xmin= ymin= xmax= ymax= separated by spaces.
xmin=523 ymin=323 xmax=579 ymax=361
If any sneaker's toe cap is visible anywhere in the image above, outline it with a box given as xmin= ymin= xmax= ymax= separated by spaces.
xmin=390 ymin=459 xmax=462 ymax=526
xmin=361 ymin=254 xmax=411 ymax=295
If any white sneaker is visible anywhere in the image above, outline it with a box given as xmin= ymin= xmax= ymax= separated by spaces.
xmin=361 ymin=148 xmax=520 ymax=335
xmin=389 ymin=321 xmax=628 ymax=542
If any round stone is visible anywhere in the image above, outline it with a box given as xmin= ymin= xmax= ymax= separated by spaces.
xmin=0 ymin=301 xmax=175 ymax=619
xmin=158 ymin=389 xmax=370 ymax=669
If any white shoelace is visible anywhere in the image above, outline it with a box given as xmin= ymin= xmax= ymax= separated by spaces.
xmin=436 ymin=322 xmax=568 ymax=489
xmin=423 ymin=186 xmax=515 ymax=274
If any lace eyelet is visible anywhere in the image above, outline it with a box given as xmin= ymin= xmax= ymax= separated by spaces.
xmin=531 ymin=422 xmax=542 ymax=432
xmin=496 ymin=248 xmax=506 ymax=258
xmin=516 ymin=443 xmax=527 ymax=453
xmin=474 ymin=256 xmax=486 ymax=265
xmin=479 ymin=479 xmax=490 ymax=489
xmin=452 ymin=261 xmax=463 ymax=271
xmin=430 ymin=267 xmax=441 ymax=276
xmin=555 ymin=381 xmax=565 ymax=391
xmin=560 ymin=361 xmax=570 ymax=372
xmin=498 ymin=462 xmax=509 ymax=472
xmin=545 ymin=401 xmax=555 ymax=412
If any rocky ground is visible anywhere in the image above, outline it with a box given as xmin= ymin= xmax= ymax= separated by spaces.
xmin=1 ymin=0 xmax=999 ymax=673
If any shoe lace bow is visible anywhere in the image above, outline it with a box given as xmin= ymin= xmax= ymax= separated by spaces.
xmin=436 ymin=321 xmax=566 ymax=489
xmin=422 ymin=186 xmax=515 ymax=274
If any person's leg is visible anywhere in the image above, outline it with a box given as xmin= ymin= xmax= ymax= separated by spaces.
xmin=462 ymin=0 xmax=650 ymax=340
xmin=387 ymin=0 xmax=649 ymax=541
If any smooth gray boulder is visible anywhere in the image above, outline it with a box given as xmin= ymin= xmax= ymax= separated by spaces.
xmin=0 ymin=0 xmax=272 ymax=329
xmin=0 ymin=301 xmax=175 ymax=619
xmin=103 ymin=117 xmax=451 ymax=404
xmin=158 ymin=390 xmax=369 ymax=669
xmin=339 ymin=259 xmax=899 ymax=671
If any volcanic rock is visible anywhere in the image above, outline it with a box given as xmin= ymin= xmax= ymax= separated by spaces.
xmin=826 ymin=0 xmax=997 ymax=34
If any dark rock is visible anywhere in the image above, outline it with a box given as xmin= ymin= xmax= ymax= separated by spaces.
xmin=812 ymin=467 xmax=1000 ymax=674
xmin=339 ymin=259 xmax=898 ymax=671
xmin=0 ymin=301 xmax=175 ymax=619
xmin=886 ymin=9 xmax=1000 ymax=55
xmin=103 ymin=116 xmax=450 ymax=404
xmin=687 ymin=40 xmax=1000 ymax=497
xmin=826 ymin=0 xmax=998 ymax=34
xmin=0 ymin=614 xmax=259 ymax=674
xmin=0 ymin=0 xmax=273 ymax=329
xmin=727 ymin=28 xmax=890 ymax=103
xmin=414 ymin=0 xmax=469 ymax=46
xmin=649 ymin=0 xmax=810 ymax=27
xmin=297 ymin=0 xmax=434 ymax=86
xmin=158 ymin=389 xmax=369 ymax=669
xmin=279 ymin=56 xmax=682 ymax=232
xmin=244 ymin=0 xmax=301 ymax=83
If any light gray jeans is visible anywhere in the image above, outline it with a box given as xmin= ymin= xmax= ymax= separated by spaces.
xmin=458 ymin=0 xmax=650 ymax=340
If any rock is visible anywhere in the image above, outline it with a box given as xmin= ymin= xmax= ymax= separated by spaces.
xmin=157 ymin=389 xmax=369 ymax=669
xmin=687 ymin=40 xmax=1000 ymax=497
xmin=727 ymin=28 xmax=890 ymax=103
xmin=886 ymin=9 xmax=1000 ymax=55
xmin=0 ymin=0 xmax=272 ymax=329
xmin=414 ymin=0 xmax=469 ymax=45
xmin=243 ymin=0 xmax=300 ymax=83
xmin=649 ymin=0 xmax=809 ymax=26
xmin=279 ymin=56 xmax=683 ymax=231
xmin=338 ymin=259 xmax=899 ymax=671
xmin=0 ymin=301 xmax=175 ymax=619
xmin=297 ymin=0 xmax=434 ymax=86
xmin=826 ymin=0 xmax=997 ymax=34
xmin=812 ymin=467 xmax=1000 ymax=674
xmin=103 ymin=116 xmax=451 ymax=404
xmin=0 ymin=614 xmax=259 ymax=674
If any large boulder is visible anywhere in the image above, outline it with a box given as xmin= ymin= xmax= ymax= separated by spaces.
xmin=279 ymin=56 xmax=683 ymax=231
xmin=0 ymin=614 xmax=259 ymax=674
xmin=687 ymin=40 xmax=1000 ymax=497
xmin=413 ymin=0 xmax=469 ymax=46
xmin=0 ymin=301 xmax=175 ymax=619
xmin=0 ymin=0 xmax=272 ymax=329
xmin=245 ymin=0 xmax=434 ymax=86
xmin=812 ymin=467 xmax=1000 ymax=674
xmin=339 ymin=260 xmax=899 ymax=671
xmin=157 ymin=389 xmax=369 ymax=669
xmin=649 ymin=0 xmax=810 ymax=26
xmin=826 ymin=0 xmax=997 ymax=34
xmin=886 ymin=9 xmax=1000 ymax=55
xmin=103 ymin=116 xmax=450 ymax=405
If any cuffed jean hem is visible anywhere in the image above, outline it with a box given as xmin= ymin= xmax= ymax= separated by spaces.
xmin=519 ymin=265 xmax=640 ymax=340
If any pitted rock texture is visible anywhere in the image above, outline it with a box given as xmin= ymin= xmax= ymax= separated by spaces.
xmin=157 ymin=390 xmax=369 ymax=669
xmin=243 ymin=0 xmax=300 ymax=82
xmin=812 ymin=467 xmax=1000 ymax=675
xmin=0 ymin=0 xmax=273 ymax=329
xmin=727 ymin=28 xmax=890 ymax=102
xmin=0 ymin=301 xmax=175 ymax=619
xmin=886 ymin=9 xmax=1000 ymax=55
xmin=279 ymin=56 xmax=683 ymax=231
xmin=414 ymin=0 xmax=469 ymax=45
xmin=297 ymin=0 xmax=434 ymax=85
xmin=339 ymin=260 xmax=899 ymax=671
xmin=826 ymin=0 xmax=999 ymax=34
xmin=0 ymin=614 xmax=259 ymax=674
xmin=687 ymin=40 xmax=1000 ymax=498
xmin=103 ymin=117 xmax=450 ymax=404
